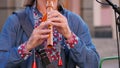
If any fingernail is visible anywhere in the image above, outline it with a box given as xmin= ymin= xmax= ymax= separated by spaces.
xmin=47 ymin=12 xmax=50 ymax=15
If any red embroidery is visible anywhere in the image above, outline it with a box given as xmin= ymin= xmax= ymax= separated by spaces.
xmin=66 ymin=33 xmax=78 ymax=48
xmin=45 ymin=47 xmax=59 ymax=62
xmin=18 ymin=42 xmax=32 ymax=60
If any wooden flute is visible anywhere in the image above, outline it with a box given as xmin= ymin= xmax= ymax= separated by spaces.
xmin=41 ymin=0 xmax=54 ymax=48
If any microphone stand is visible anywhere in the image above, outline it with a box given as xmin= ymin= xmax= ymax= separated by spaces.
xmin=105 ymin=0 xmax=120 ymax=68
xmin=117 ymin=14 xmax=120 ymax=68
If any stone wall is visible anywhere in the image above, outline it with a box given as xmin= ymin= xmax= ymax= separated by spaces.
xmin=82 ymin=0 xmax=94 ymax=37
xmin=0 ymin=0 xmax=16 ymax=31
xmin=0 ymin=0 xmax=24 ymax=31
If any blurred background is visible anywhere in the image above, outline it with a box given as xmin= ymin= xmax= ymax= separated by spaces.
xmin=0 ymin=0 xmax=120 ymax=68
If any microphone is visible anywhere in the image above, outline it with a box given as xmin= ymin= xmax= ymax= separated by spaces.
xmin=105 ymin=0 xmax=120 ymax=15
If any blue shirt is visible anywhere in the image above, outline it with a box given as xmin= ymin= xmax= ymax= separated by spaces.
xmin=0 ymin=7 xmax=100 ymax=68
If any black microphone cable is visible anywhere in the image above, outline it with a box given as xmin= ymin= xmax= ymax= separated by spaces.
xmin=96 ymin=0 xmax=109 ymax=5
xmin=96 ymin=0 xmax=120 ymax=68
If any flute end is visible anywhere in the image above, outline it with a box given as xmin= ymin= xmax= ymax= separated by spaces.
xmin=47 ymin=44 xmax=53 ymax=48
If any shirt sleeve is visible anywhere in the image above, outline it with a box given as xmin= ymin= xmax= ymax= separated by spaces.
xmin=0 ymin=14 xmax=24 ymax=68
xmin=65 ymin=32 xmax=79 ymax=49
xmin=67 ymin=13 xmax=100 ymax=68
xmin=18 ymin=42 xmax=32 ymax=60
